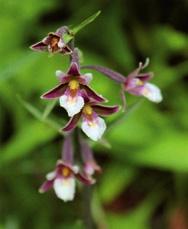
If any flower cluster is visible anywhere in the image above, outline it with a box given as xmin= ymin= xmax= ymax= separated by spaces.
xmin=40 ymin=60 xmax=118 ymax=141
xmin=30 ymin=21 xmax=162 ymax=201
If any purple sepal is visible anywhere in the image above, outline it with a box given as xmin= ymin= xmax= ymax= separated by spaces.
xmin=92 ymin=105 xmax=119 ymax=116
xmin=60 ymin=45 xmax=72 ymax=54
xmin=30 ymin=41 xmax=48 ymax=51
xmin=55 ymin=26 xmax=69 ymax=37
xmin=136 ymin=73 xmax=153 ymax=81
xmin=58 ymin=75 xmax=70 ymax=84
xmin=67 ymin=62 xmax=80 ymax=76
xmin=79 ymin=136 xmax=93 ymax=162
xmin=39 ymin=180 xmax=54 ymax=193
xmin=41 ymin=83 xmax=67 ymax=99
xmin=128 ymin=69 xmax=153 ymax=81
xmin=79 ymin=136 xmax=102 ymax=176
xmin=75 ymin=173 xmax=95 ymax=185
xmin=62 ymin=135 xmax=73 ymax=164
xmin=127 ymin=58 xmax=152 ymax=79
xmin=63 ymin=112 xmax=82 ymax=132
xmin=81 ymin=65 xmax=125 ymax=83
xmin=82 ymin=85 xmax=107 ymax=102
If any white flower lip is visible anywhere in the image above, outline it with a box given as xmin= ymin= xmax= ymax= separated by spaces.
xmin=53 ymin=177 xmax=76 ymax=202
xmin=142 ymin=83 xmax=163 ymax=103
xmin=59 ymin=94 xmax=84 ymax=117
xmin=46 ymin=171 xmax=56 ymax=180
xmin=82 ymin=73 xmax=93 ymax=84
xmin=56 ymin=70 xmax=64 ymax=77
xmin=81 ymin=117 xmax=106 ymax=141
xmin=57 ymin=39 xmax=65 ymax=48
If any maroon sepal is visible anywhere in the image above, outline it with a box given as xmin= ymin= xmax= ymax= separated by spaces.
xmin=39 ymin=180 xmax=54 ymax=193
xmin=41 ymin=83 xmax=67 ymax=99
xmin=92 ymin=105 xmax=119 ymax=116
xmin=82 ymin=85 xmax=107 ymax=103
xmin=63 ymin=112 xmax=82 ymax=132
xmin=75 ymin=172 xmax=95 ymax=185
xmin=30 ymin=41 xmax=48 ymax=51
xmin=67 ymin=62 xmax=80 ymax=76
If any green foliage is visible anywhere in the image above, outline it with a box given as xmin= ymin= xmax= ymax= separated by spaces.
xmin=0 ymin=0 xmax=188 ymax=228
xmin=64 ymin=10 xmax=101 ymax=43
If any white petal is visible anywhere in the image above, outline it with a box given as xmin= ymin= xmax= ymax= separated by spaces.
xmin=142 ymin=83 xmax=163 ymax=103
xmin=53 ymin=178 xmax=75 ymax=202
xmin=55 ymin=70 xmax=66 ymax=80
xmin=46 ymin=171 xmax=56 ymax=180
xmin=56 ymin=70 xmax=64 ymax=77
xmin=82 ymin=73 xmax=93 ymax=84
xmin=59 ymin=94 xmax=84 ymax=117
xmin=81 ymin=117 xmax=106 ymax=141
xmin=58 ymin=39 xmax=65 ymax=48
xmin=72 ymin=165 xmax=79 ymax=174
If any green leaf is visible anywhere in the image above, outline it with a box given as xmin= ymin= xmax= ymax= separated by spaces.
xmin=63 ymin=11 xmax=101 ymax=43
xmin=72 ymin=10 xmax=101 ymax=34
xmin=17 ymin=95 xmax=62 ymax=133
xmin=117 ymin=131 xmax=188 ymax=172
xmin=42 ymin=99 xmax=57 ymax=119
xmin=99 ymin=165 xmax=136 ymax=203
xmin=0 ymin=121 xmax=57 ymax=167
xmin=107 ymin=193 xmax=161 ymax=229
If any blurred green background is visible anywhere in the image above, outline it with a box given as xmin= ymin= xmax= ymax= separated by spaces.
xmin=0 ymin=0 xmax=188 ymax=228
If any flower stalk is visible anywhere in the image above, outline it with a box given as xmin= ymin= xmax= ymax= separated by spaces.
xmin=28 ymin=12 xmax=163 ymax=210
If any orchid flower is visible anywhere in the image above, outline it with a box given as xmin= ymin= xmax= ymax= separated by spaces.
xmin=30 ymin=26 xmax=72 ymax=54
xmin=39 ymin=160 xmax=94 ymax=202
xmin=82 ymin=58 xmax=163 ymax=104
xmin=124 ymin=60 xmax=162 ymax=103
xmin=63 ymin=101 xmax=119 ymax=141
xmin=39 ymin=135 xmax=94 ymax=202
xmin=41 ymin=61 xmax=106 ymax=117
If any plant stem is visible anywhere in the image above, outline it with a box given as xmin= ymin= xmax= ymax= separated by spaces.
xmin=82 ymin=186 xmax=96 ymax=229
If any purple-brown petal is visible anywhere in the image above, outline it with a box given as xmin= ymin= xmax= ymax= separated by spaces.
xmin=41 ymin=83 xmax=67 ymax=99
xmin=82 ymin=85 xmax=107 ymax=102
xmin=75 ymin=172 xmax=95 ymax=185
xmin=128 ymin=59 xmax=150 ymax=79
xmin=39 ymin=180 xmax=54 ymax=193
xmin=62 ymin=112 xmax=81 ymax=132
xmin=81 ymin=65 xmax=125 ymax=83
xmin=92 ymin=105 xmax=119 ymax=116
xmin=128 ymin=66 xmax=142 ymax=79
xmin=67 ymin=62 xmax=80 ymax=76
xmin=62 ymin=134 xmax=73 ymax=164
xmin=30 ymin=41 xmax=47 ymax=51
xmin=137 ymin=72 xmax=154 ymax=82
xmin=61 ymin=45 xmax=72 ymax=54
